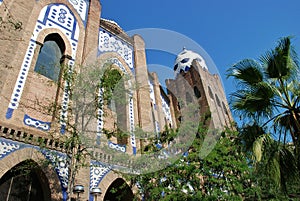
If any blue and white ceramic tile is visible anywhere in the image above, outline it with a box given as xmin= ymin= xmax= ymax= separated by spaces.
xmin=67 ymin=0 xmax=89 ymax=27
xmin=96 ymin=87 xmax=104 ymax=145
xmin=89 ymin=161 xmax=111 ymax=190
xmin=6 ymin=40 xmax=37 ymax=119
xmin=161 ymin=95 xmax=173 ymax=126
xmin=41 ymin=149 xmax=69 ymax=190
xmin=24 ymin=114 xmax=51 ymax=131
xmin=98 ymin=28 xmax=134 ymax=71
xmin=0 ymin=139 xmax=20 ymax=159
xmin=60 ymin=60 xmax=75 ymax=134
xmin=148 ymin=80 xmax=156 ymax=106
xmin=108 ymin=141 xmax=126 ymax=153
xmin=129 ymin=96 xmax=136 ymax=154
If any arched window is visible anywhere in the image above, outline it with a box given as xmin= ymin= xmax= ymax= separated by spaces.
xmin=194 ymin=86 xmax=201 ymax=98
xmin=222 ymin=102 xmax=229 ymax=115
xmin=101 ymin=69 xmax=128 ymax=144
xmin=173 ymin=63 xmax=178 ymax=71
xmin=215 ymin=94 xmax=221 ymax=107
xmin=177 ymin=101 xmax=181 ymax=110
xmin=34 ymin=34 xmax=65 ymax=82
xmin=208 ymin=86 xmax=214 ymax=99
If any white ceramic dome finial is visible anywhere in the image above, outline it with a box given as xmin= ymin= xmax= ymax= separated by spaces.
xmin=173 ymin=48 xmax=208 ymax=75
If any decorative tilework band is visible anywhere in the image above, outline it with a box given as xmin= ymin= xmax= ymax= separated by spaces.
xmin=67 ymin=0 xmax=89 ymax=27
xmin=24 ymin=114 xmax=51 ymax=131
xmin=98 ymin=28 xmax=134 ymax=72
xmin=129 ymin=96 xmax=136 ymax=154
xmin=0 ymin=138 xmax=20 ymax=159
xmin=161 ymin=95 xmax=173 ymax=126
xmin=60 ymin=60 xmax=75 ymax=134
xmin=89 ymin=161 xmax=111 ymax=195
xmin=96 ymin=87 xmax=104 ymax=145
xmin=41 ymin=150 xmax=69 ymax=190
xmin=6 ymin=40 xmax=37 ymax=119
xmin=108 ymin=141 xmax=126 ymax=153
xmin=149 ymin=80 xmax=156 ymax=106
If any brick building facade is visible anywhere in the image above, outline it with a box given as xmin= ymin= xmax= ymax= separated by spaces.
xmin=0 ymin=0 xmax=232 ymax=200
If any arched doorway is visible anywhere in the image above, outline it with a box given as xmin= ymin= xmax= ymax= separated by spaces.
xmin=0 ymin=159 xmax=51 ymax=201
xmin=103 ymin=178 xmax=133 ymax=201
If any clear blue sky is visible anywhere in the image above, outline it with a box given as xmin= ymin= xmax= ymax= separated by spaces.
xmin=100 ymin=0 xmax=300 ymax=121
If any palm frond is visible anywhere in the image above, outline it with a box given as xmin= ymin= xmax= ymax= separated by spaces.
xmin=227 ymin=59 xmax=263 ymax=86
xmin=290 ymin=81 xmax=300 ymax=108
xmin=278 ymin=145 xmax=298 ymax=192
xmin=238 ymin=123 xmax=266 ymax=153
xmin=253 ymin=137 xmax=263 ymax=162
xmin=261 ymin=36 xmax=298 ymax=80
xmin=231 ymin=82 xmax=275 ymax=119
xmin=273 ymin=111 xmax=292 ymax=130
xmin=268 ymin=150 xmax=281 ymax=188
xmin=252 ymin=134 xmax=272 ymax=162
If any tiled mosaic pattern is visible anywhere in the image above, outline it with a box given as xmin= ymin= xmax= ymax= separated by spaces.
xmin=98 ymin=28 xmax=134 ymax=71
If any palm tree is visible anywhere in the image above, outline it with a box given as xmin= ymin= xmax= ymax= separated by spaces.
xmin=227 ymin=37 xmax=300 ymax=195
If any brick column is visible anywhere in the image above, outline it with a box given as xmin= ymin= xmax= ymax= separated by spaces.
xmin=133 ymin=35 xmax=154 ymax=133
xmin=82 ymin=0 xmax=102 ymax=64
